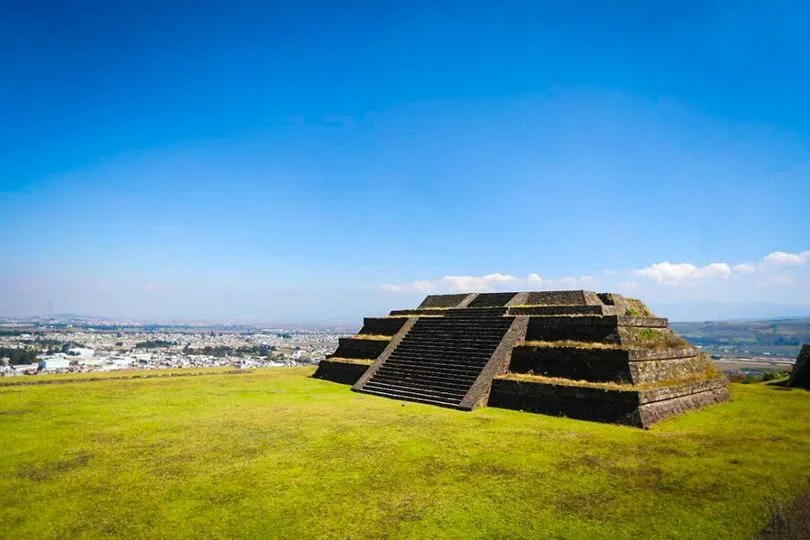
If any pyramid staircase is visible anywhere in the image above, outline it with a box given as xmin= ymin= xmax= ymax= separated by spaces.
xmin=356 ymin=308 xmax=515 ymax=409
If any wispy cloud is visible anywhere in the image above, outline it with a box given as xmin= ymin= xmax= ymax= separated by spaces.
xmin=762 ymin=251 xmax=810 ymax=266
xmin=631 ymin=262 xmax=733 ymax=286
xmin=381 ymin=273 xmax=598 ymax=293
xmin=380 ymin=249 xmax=809 ymax=301
xmin=631 ymin=249 xmax=810 ymax=287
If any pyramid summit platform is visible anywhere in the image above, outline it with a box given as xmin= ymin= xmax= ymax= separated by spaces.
xmin=313 ymin=291 xmax=729 ymax=428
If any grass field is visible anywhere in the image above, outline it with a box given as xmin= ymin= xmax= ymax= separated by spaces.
xmin=1 ymin=367 xmax=809 ymax=539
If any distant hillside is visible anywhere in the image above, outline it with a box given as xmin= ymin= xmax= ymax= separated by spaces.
xmin=671 ymin=318 xmax=810 ymax=359
xmin=651 ymin=302 xmax=810 ymax=322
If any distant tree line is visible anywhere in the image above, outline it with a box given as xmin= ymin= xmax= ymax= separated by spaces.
xmin=35 ymin=340 xmax=86 ymax=355
xmin=183 ymin=344 xmax=277 ymax=358
xmin=135 ymin=340 xmax=179 ymax=349
xmin=0 ymin=330 xmax=29 ymax=337
xmin=0 ymin=347 xmax=38 ymax=365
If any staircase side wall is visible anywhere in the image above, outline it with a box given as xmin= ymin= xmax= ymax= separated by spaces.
xmin=459 ymin=315 xmax=529 ymax=410
xmin=351 ymin=316 xmax=419 ymax=392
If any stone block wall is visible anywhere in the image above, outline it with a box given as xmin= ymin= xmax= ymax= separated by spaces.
xmin=312 ymin=360 xmax=370 ymax=385
xmin=468 ymin=292 xmax=518 ymax=308
xmin=417 ymin=294 xmax=470 ymax=308
xmin=788 ymin=344 xmax=810 ymax=389
xmin=358 ymin=317 xmax=408 ymax=336
xmin=331 ymin=337 xmax=390 ymax=359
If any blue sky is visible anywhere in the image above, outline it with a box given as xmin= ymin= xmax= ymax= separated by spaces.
xmin=1 ymin=1 xmax=809 ymax=321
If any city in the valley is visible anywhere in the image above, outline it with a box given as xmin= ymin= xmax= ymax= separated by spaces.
xmin=0 ymin=315 xmax=351 ymax=376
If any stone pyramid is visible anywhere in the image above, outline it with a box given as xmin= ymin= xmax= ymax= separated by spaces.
xmin=788 ymin=344 xmax=810 ymax=389
xmin=313 ymin=290 xmax=729 ymax=428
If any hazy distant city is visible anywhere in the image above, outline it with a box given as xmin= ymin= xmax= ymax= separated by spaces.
xmin=0 ymin=314 xmax=355 ymax=377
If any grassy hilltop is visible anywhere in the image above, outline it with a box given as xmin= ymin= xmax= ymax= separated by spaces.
xmin=1 ymin=368 xmax=809 ymax=539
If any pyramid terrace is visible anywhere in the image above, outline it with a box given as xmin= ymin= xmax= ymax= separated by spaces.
xmin=313 ymin=290 xmax=730 ymax=428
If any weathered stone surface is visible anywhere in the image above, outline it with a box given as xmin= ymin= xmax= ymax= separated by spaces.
xmin=358 ymin=317 xmax=408 ymax=336
xmin=788 ymin=344 xmax=810 ymax=389
xmin=417 ymin=294 xmax=471 ymax=309
xmin=508 ymin=305 xmax=613 ymax=316
xmin=330 ymin=337 xmax=390 ymax=359
xmin=312 ymin=360 xmax=370 ymax=385
xmin=523 ymin=290 xmax=594 ymax=306
xmin=468 ymin=292 xmax=518 ymax=308
xmin=629 ymin=355 xmax=711 ymax=385
xmin=488 ymin=377 xmax=729 ymax=428
xmin=637 ymin=385 xmax=730 ymax=427
xmin=509 ymin=344 xmax=702 ymax=384
xmin=488 ymin=377 xmax=641 ymax=424
xmin=509 ymin=345 xmax=635 ymax=383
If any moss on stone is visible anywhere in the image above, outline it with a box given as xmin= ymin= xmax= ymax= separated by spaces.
xmin=350 ymin=334 xmax=392 ymax=341
xmin=519 ymin=340 xmax=623 ymax=350
xmin=619 ymin=327 xmax=688 ymax=349
xmin=323 ymin=357 xmax=374 ymax=366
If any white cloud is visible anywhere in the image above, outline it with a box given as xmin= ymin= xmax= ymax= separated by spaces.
xmin=439 ymin=273 xmax=518 ymax=292
xmin=632 ymin=262 xmax=732 ymax=286
xmin=379 ymin=248 xmax=809 ymax=303
xmin=380 ymin=284 xmax=404 ymax=292
xmin=527 ymin=273 xmax=544 ymax=284
xmin=381 ymin=273 xmax=599 ymax=294
xmin=762 ymin=251 xmax=810 ymax=266
xmin=411 ymin=280 xmax=433 ymax=292
xmin=733 ymin=263 xmax=757 ymax=274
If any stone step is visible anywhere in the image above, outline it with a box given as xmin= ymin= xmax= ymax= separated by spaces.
xmin=413 ymin=319 xmax=511 ymax=326
xmin=445 ymin=308 xmax=509 ymax=315
xmin=405 ymin=330 xmax=510 ymax=338
xmin=376 ymin=363 xmax=481 ymax=380
xmin=409 ymin=329 xmax=510 ymax=336
xmin=358 ymin=387 xmax=469 ymax=410
xmin=413 ymin=319 xmax=512 ymax=326
xmin=401 ymin=334 xmax=508 ymax=342
xmin=385 ymin=355 xmax=489 ymax=369
xmin=401 ymin=334 xmax=507 ymax=341
xmin=384 ymin=355 xmax=488 ymax=368
xmin=391 ymin=346 xmax=495 ymax=358
xmin=371 ymin=372 xmax=474 ymax=391
xmin=380 ymin=365 xmax=483 ymax=380
xmin=364 ymin=380 xmax=467 ymax=400
xmin=377 ymin=371 xmax=480 ymax=385
xmin=362 ymin=382 xmax=465 ymax=404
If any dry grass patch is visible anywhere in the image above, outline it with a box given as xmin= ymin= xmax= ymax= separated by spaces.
xmin=519 ymin=340 xmax=623 ymax=350
xmin=323 ymin=357 xmax=374 ymax=366
xmin=351 ymin=334 xmax=392 ymax=341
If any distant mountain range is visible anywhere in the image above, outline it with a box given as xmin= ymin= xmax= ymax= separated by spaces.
xmin=649 ymin=302 xmax=810 ymax=323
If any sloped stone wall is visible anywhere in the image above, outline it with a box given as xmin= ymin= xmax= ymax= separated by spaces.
xmin=417 ymin=294 xmax=470 ymax=308
xmin=788 ymin=345 xmax=810 ymax=389
xmin=468 ymin=292 xmax=518 ymax=308
xmin=312 ymin=360 xmax=370 ymax=385
xmin=358 ymin=317 xmax=408 ymax=336
xmin=331 ymin=337 xmax=390 ymax=359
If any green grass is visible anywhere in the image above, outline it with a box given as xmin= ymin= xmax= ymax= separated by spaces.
xmin=2 ymin=368 xmax=810 ymax=539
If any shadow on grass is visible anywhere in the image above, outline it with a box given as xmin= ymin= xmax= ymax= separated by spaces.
xmin=759 ymin=484 xmax=810 ymax=539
